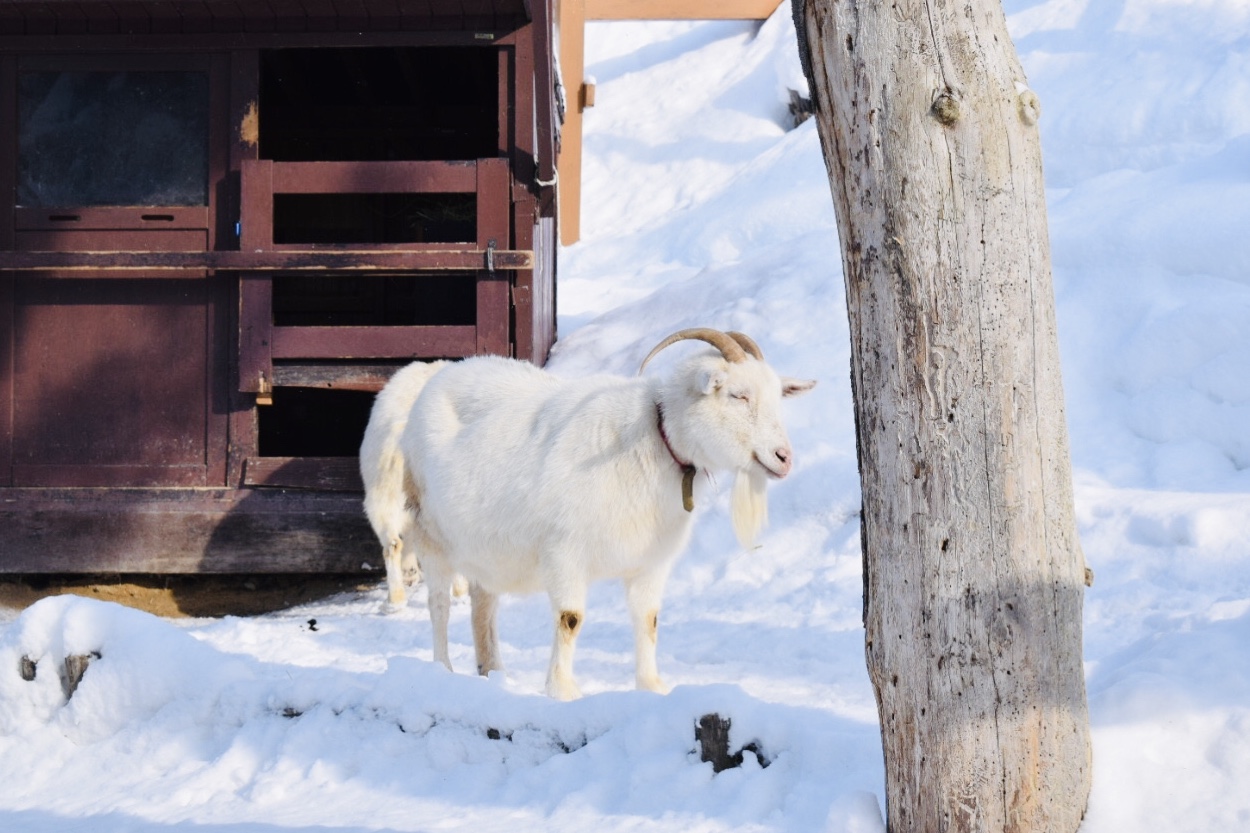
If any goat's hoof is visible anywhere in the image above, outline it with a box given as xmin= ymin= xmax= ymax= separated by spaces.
xmin=637 ymin=675 xmax=671 ymax=695
xmin=546 ymin=678 xmax=583 ymax=701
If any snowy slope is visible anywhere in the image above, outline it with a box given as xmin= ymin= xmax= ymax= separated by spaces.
xmin=3 ymin=2 xmax=1249 ymax=831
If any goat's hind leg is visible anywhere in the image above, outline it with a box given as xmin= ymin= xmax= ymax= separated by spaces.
xmin=383 ymin=537 xmax=407 ymax=608
xmin=423 ymin=560 xmax=455 ymax=671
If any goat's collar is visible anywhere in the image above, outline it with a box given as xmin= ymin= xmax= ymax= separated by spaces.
xmin=656 ymin=402 xmax=697 ymax=513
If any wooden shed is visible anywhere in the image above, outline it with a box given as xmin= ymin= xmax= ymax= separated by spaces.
xmin=0 ymin=0 xmax=559 ymax=574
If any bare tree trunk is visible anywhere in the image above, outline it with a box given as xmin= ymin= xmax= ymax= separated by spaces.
xmin=791 ymin=1 xmax=1092 ymax=831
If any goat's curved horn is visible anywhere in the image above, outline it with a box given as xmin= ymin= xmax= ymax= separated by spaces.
xmin=638 ymin=328 xmax=747 ymax=374
xmin=726 ymin=331 xmax=764 ymax=361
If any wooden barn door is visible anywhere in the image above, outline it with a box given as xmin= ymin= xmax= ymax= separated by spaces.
xmin=230 ymin=45 xmax=516 ymax=492
xmin=0 ymin=54 xmax=229 ymax=488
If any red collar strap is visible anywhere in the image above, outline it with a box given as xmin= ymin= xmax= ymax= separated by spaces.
xmin=657 ymin=403 xmax=696 ymax=512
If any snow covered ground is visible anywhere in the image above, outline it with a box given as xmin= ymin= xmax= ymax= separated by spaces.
xmin=3 ymin=1 xmax=1249 ymax=830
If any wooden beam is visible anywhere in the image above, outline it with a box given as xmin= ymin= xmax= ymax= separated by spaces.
xmin=557 ymin=0 xmax=586 ymax=245
xmin=585 ymin=0 xmax=783 ymax=18
xmin=270 ymin=325 xmax=477 ymax=359
xmin=269 ymin=363 xmax=404 ymax=392
xmin=0 ymin=249 xmax=534 ymax=273
xmin=0 ymin=488 xmax=375 ymax=574
xmin=243 ymin=457 xmax=364 ymax=491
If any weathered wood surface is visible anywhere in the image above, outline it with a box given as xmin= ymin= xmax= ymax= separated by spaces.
xmin=0 ymin=249 xmax=534 ymax=273
xmin=0 ymin=488 xmax=375 ymax=574
xmin=0 ymin=0 xmax=532 ymax=35
xmin=270 ymin=363 xmax=402 ymax=392
xmin=243 ymin=457 xmax=365 ymax=491
xmin=795 ymin=0 xmax=1092 ymax=830
xmin=586 ymin=0 xmax=783 ymax=19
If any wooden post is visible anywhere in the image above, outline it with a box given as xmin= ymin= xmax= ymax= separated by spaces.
xmin=793 ymin=0 xmax=1093 ymax=830
xmin=557 ymin=0 xmax=588 ymax=245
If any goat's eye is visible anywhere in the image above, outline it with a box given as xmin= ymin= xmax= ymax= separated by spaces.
xmin=730 ymin=391 xmax=750 ymax=404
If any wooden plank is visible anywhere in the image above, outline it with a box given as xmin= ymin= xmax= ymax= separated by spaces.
xmin=270 ymin=363 xmax=403 ymax=391
xmin=111 ymin=1 xmax=153 ymax=34
xmin=237 ymin=0 xmax=277 ymax=32
xmin=240 ymin=158 xmax=275 ymax=250
xmin=498 ymin=44 xmax=512 ymax=158
xmin=0 ymin=56 xmax=16 ymax=253
xmin=557 ymin=0 xmax=585 ymax=244
xmin=476 ymin=157 xmax=512 ymax=356
xmin=0 ymin=270 xmax=12 ymax=487
xmin=84 ymin=0 xmax=120 ymax=33
xmin=461 ymin=0 xmax=494 ymax=31
xmin=209 ymin=0 xmax=247 ymax=33
xmin=238 ymin=272 xmax=273 ymax=394
xmin=512 ymin=196 xmax=536 ymax=362
xmin=531 ymin=0 xmax=557 ymax=186
xmin=177 ymin=1 xmax=216 ymax=34
xmin=13 ymin=231 xmax=209 ymax=255
xmin=533 ymin=212 xmax=557 ymax=363
xmin=367 ymin=0 xmax=402 ymax=29
xmin=513 ymin=19 xmax=537 ymax=173
xmin=0 ymin=6 xmax=26 ymax=35
xmin=22 ymin=3 xmax=57 ymax=35
xmin=226 ymin=273 xmax=258 ymax=487
xmin=300 ymin=0 xmax=340 ymax=32
xmin=208 ymin=52 xmax=232 ymax=250
xmin=585 ymin=0 xmax=782 ymax=17
xmin=0 ymin=58 xmax=13 ymax=485
xmin=64 ymin=241 xmax=493 ymax=270
xmin=331 ymin=0 xmax=371 ymax=31
xmin=0 ymin=488 xmax=375 ymax=574
xmin=244 ymin=456 xmax=364 ymax=491
xmin=10 ymin=276 xmax=215 ymax=488
xmin=268 ymin=0 xmax=309 ymax=31
xmin=268 ymin=160 xmax=479 ymax=194
xmin=229 ymin=49 xmax=261 ymax=253
xmin=0 ymin=248 xmax=534 ymax=272
xmin=0 ymin=28 xmax=495 ymax=51
xmin=14 ymin=206 xmax=212 ymax=231
xmin=396 ymin=0 xmax=433 ymax=29
xmin=50 ymin=1 xmax=89 ymax=35
xmin=271 ymin=325 xmax=477 ymax=359
xmin=206 ymin=270 xmax=232 ymax=486
xmin=13 ymin=464 xmax=209 ymax=488
xmin=146 ymin=1 xmax=184 ymax=34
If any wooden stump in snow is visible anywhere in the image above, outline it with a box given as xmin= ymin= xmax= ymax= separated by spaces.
xmin=60 ymin=653 xmax=99 ymax=700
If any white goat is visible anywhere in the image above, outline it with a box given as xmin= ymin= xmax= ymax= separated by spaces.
xmin=359 ymin=360 xmax=447 ymax=608
xmin=400 ymin=329 xmax=815 ymax=699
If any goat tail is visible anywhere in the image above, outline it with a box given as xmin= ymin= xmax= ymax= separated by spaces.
xmin=730 ymin=468 xmax=769 ymax=549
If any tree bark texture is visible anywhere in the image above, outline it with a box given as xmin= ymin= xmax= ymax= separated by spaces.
xmin=793 ymin=1 xmax=1092 ymax=831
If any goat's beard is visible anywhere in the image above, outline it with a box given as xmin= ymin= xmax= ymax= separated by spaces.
xmin=731 ymin=467 xmax=769 ymax=549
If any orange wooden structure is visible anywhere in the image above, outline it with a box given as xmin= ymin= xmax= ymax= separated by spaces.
xmin=555 ymin=0 xmax=785 ymax=243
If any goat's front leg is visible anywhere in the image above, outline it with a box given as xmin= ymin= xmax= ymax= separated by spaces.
xmin=543 ymin=577 xmax=587 ymax=700
xmin=625 ymin=567 xmax=673 ymax=694
xmin=469 ymin=582 xmax=504 ymax=676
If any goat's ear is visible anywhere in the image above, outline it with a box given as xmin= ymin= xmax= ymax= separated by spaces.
xmin=698 ymin=367 xmax=728 ymax=396
xmin=781 ymin=377 xmax=817 ymax=398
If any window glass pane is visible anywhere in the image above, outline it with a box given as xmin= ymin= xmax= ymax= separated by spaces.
xmin=18 ymin=71 xmax=209 ymax=207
